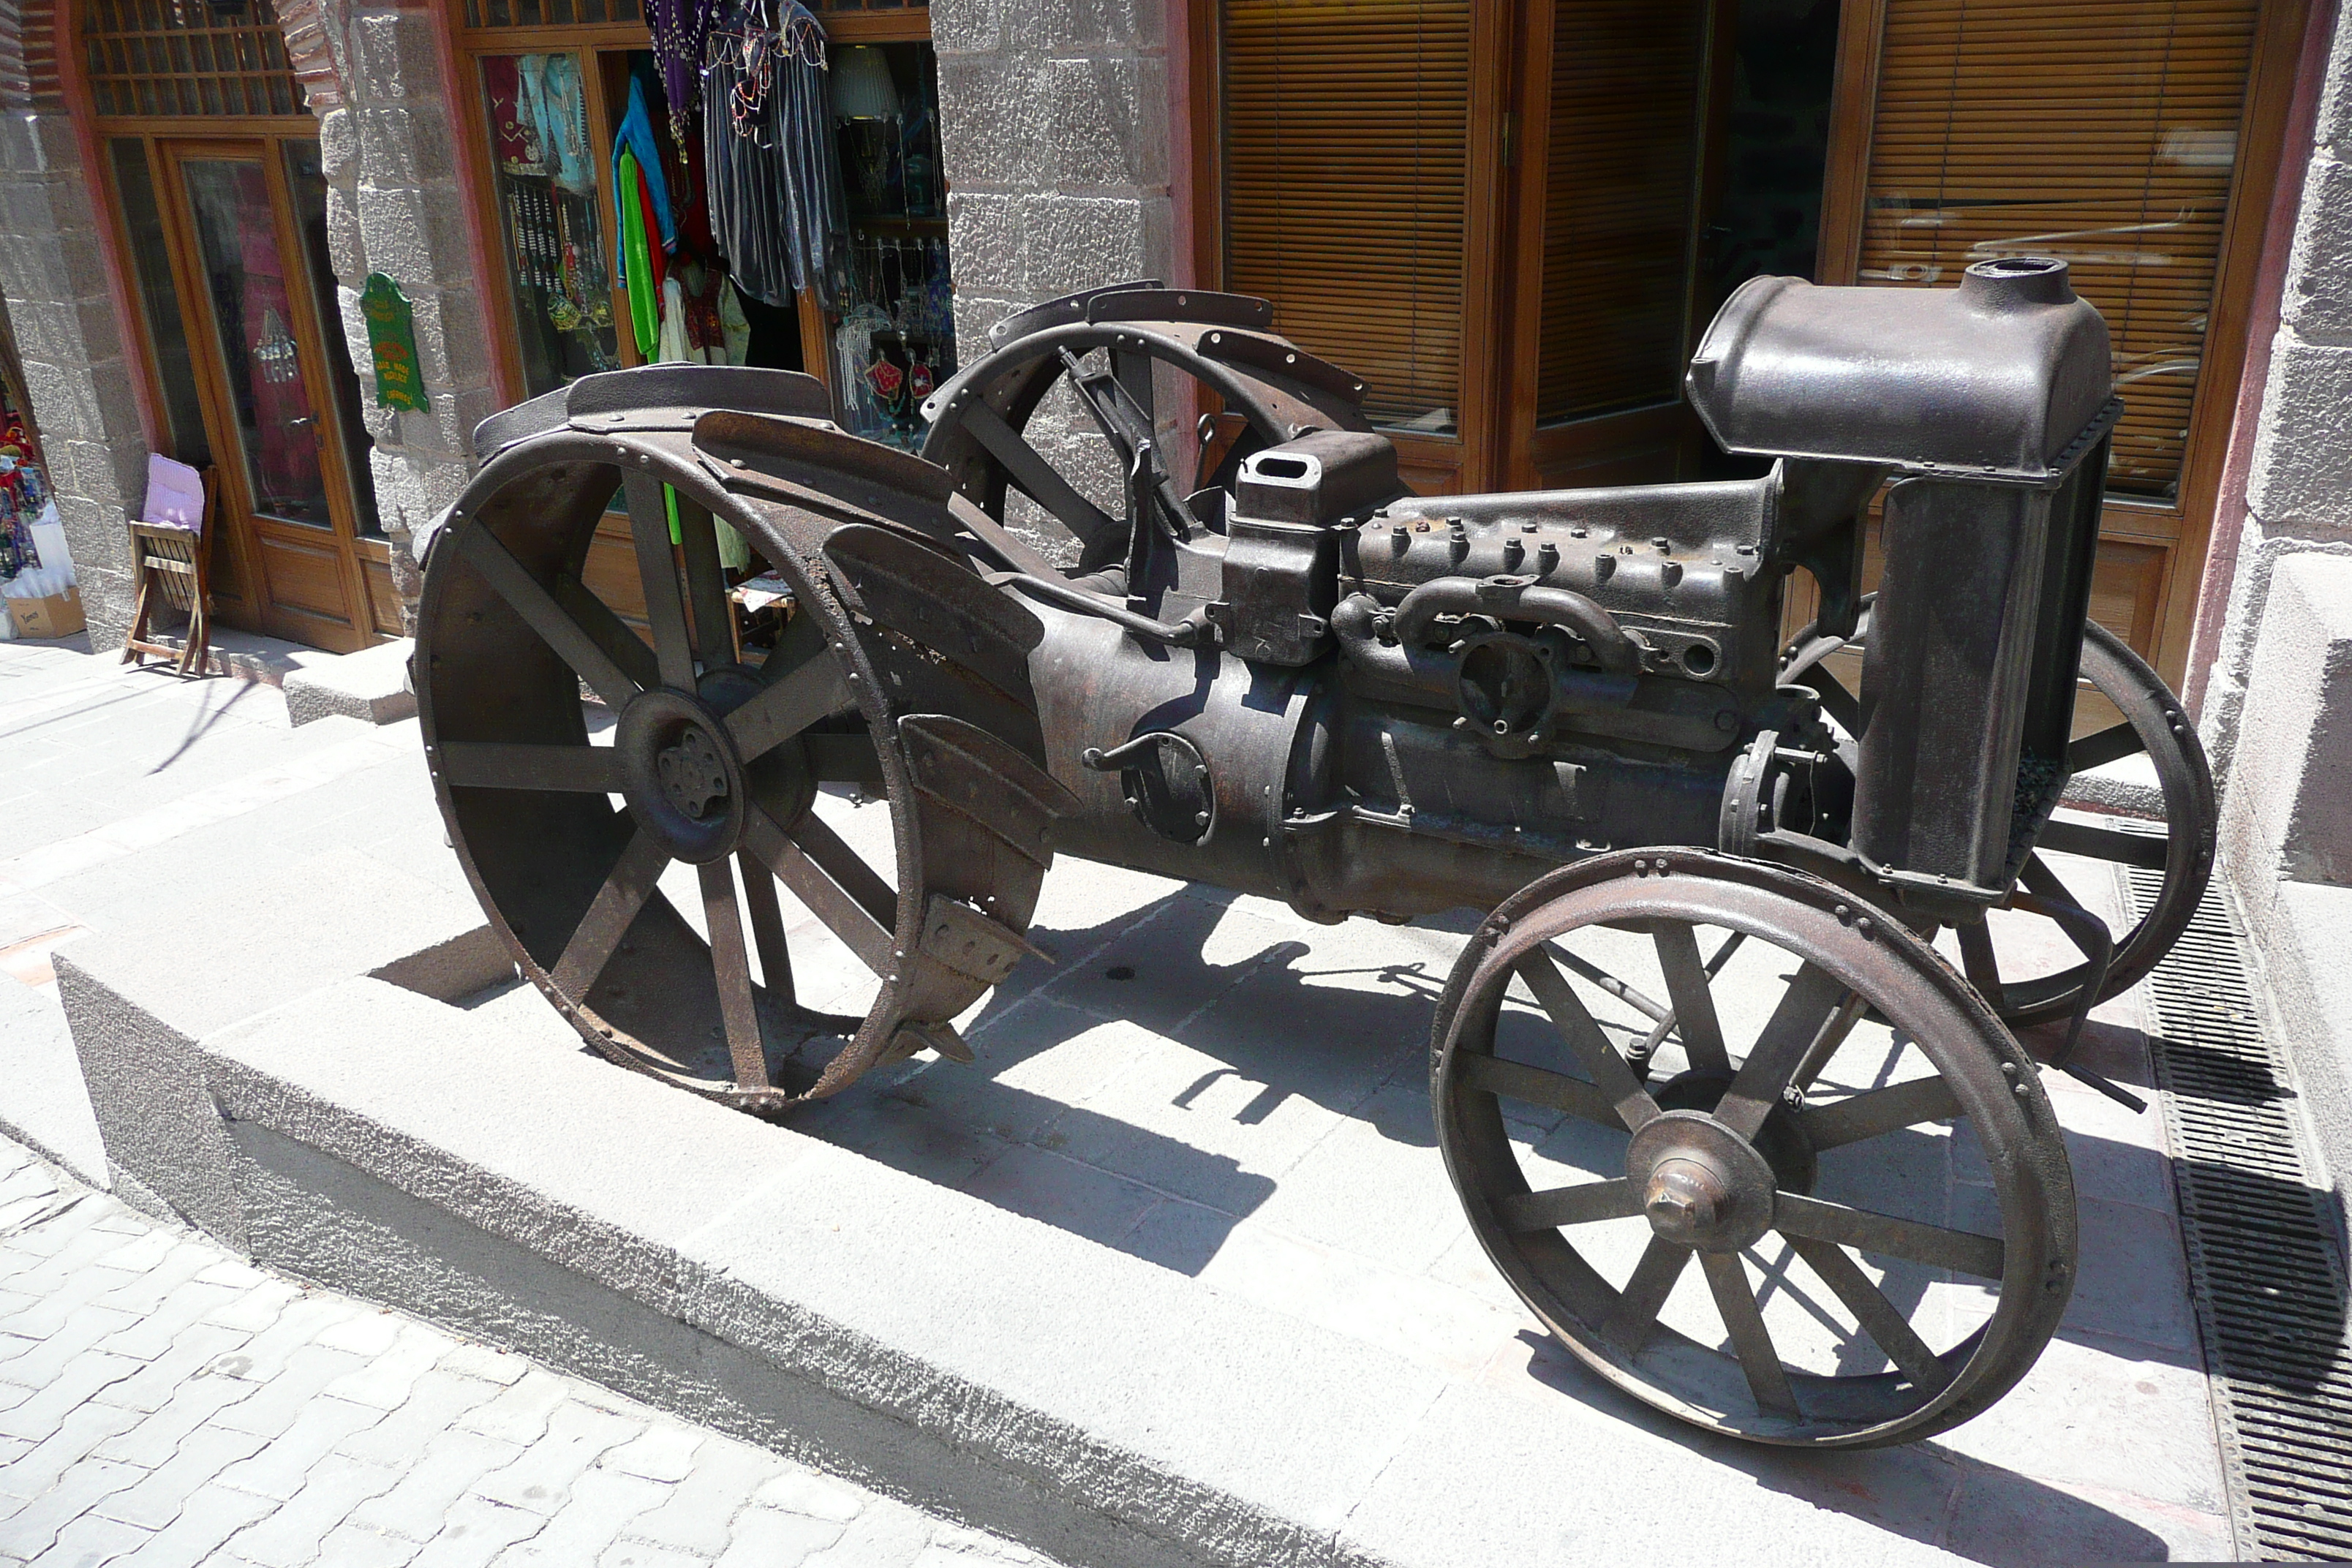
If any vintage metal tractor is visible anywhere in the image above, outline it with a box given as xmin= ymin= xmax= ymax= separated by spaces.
xmin=414 ymin=257 xmax=2214 ymax=1450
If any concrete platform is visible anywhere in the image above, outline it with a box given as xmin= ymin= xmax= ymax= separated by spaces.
xmin=282 ymin=637 xmax=418 ymax=728
xmin=41 ymin=809 xmax=2233 ymax=1564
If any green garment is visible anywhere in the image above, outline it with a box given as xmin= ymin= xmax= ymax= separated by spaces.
xmin=617 ymin=148 xmax=660 ymax=361
xmin=616 ymin=148 xmax=684 ymax=545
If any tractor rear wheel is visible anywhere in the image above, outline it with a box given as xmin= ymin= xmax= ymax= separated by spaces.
xmin=416 ymin=366 xmax=1072 ymax=1113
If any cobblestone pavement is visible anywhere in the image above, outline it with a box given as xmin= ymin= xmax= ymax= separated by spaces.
xmin=0 ymin=1135 xmax=1050 ymax=1568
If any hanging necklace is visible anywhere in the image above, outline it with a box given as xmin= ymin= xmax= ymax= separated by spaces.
xmin=549 ymin=201 xmax=584 ymax=332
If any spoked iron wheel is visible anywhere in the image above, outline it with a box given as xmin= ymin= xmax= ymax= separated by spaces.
xmin=1783 ymin=597 xmax=2215 ymax=1030
xmin=1433 ymin=851 xmax=2076 ymax=1447
xmin=418 ymin=367 xmax=1071 ymax=1114
xmin=918 ymin=282 xmax=1376 ymax=568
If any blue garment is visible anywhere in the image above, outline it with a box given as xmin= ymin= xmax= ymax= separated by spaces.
xmin=611 ymin=75 xmax=677 ymax=293
xmin=517 ymin=53 xmax=595 ymax=197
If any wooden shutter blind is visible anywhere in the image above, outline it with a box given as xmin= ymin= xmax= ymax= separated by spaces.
xmin=1221 ymin=0 xmax=1471 ymax=431
xmin=1536 ymin=0 xmax=1708 ymax=425
xmin=1858 ymin=0 xmax=2261 ymax=500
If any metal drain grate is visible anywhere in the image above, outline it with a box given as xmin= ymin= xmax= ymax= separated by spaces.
xmin=2131 ymin=866 xmax=2352 ymax=1561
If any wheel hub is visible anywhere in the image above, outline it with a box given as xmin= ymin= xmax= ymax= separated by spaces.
xmin=1626 ymin=1111 xmax=1779 ymax=1254
xmin=657 ymin=728 xmax=730 ymax=819
xmin=616 ymin=687 xmax=749 ymax=864
xmin=1643 ymin=1156 xmax=1733 ymax=1243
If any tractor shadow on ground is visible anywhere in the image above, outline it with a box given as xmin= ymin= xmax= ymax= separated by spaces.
xmin=785 ymin=889 xmax=2285 ymax=1561
xmin=1509 ymin=1333 xmax=2174 ymax=1566
xmin=784 ymin=886 xmax=1463 ymax=1270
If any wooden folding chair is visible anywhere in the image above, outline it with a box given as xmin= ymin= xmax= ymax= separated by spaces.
xmin=123 ymin=467 xmax=219 ymax=677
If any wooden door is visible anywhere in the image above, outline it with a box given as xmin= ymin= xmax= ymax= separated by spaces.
xmin=1496 ymin=0 xmax=1736 ymax=491
xmin=154 ymin=137 xmax=384 ymax=654
xmin=1200 ymin=0 xmax=1735 ymax=497
xmin=1812 ymin=0 xmax=2312 ymax=685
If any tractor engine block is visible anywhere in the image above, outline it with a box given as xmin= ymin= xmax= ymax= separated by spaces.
xmin=1030 ymin=431 xmax=1828 ymax=923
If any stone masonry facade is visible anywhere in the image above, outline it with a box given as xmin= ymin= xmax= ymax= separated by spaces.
xmin=0 ymin=0 xmax=1158 ymax=620
xmin=2204 ymin=3 xmax=2352 ymax=1208
xmin=282 ymin=0 xmax=495 ymax=629
xmin=0 ymin=0 xmax=152 ymax=652
xmin=0 ymin=0 xmax=489 ymax=647
xmin=930 ymin=0 xmax=1174 ymax=561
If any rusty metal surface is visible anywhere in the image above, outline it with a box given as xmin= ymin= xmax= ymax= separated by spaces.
xmin=414 ymin=263 xmax=2215 ymax=1450
xmin=416 ymin=369 xmax=1064 ymax=1115
xmin=1431 ymin=850 xmax=2076 ymax=1447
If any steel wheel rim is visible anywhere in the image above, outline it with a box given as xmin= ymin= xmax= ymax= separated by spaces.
xmin=1782 ymin=599 xmax=2215 ymax=1028
xmin=416 ymin=404 xmax=1052 ymax=1114
xmin=919 ymin=313 xmax=1371 ymax=566
xmin=1433 ymin=851 xmax=2076 ymax=1448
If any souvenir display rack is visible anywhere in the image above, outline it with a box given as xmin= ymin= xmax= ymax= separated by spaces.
xmin=451 ymin=0 xmax=958 ymax=644
xmin=822 ymin=40 xmax=952 ymax=450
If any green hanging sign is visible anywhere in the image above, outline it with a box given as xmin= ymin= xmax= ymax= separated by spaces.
xmin=360 ymin=273 xmax=429 ymax=413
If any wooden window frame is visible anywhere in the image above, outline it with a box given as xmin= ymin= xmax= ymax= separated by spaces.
xmin=1187 ymin=0 xmax=2312 ymax=671
xmin=1499 ymin=0 xmax=1738 ymax=491
xmin=1813 ymin=0 xmax=2317 ymax=685
xmin=98 ymin=129 xmax=396 ymax=645
xmin=449 ymin=17 xmax=647 ymax=409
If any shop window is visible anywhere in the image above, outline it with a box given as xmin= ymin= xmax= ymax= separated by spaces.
xmin=460 ymin=9 xmax=957 ymax=451
xmin=1852 ymin=0 xmax=2262 ymax=504
xmin=1534 ymin=0 xmax=1709 ymax=426
xmin=1705 ymin=0 xmax=1839 ymax=303
xmin=108 ymin=139 xmax=212 ymax=470
xmin=82 ymin=0 xmax=301 ymax=118
xmin=823 ymin=41 xmax=952 ymax=448
xmin=480 ymin=52 xmax=622 ymax=396
xmin=0 ymin=304 xmax=56 ymax=585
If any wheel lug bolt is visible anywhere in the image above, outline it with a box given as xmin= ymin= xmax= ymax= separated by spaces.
xmin=1645 ymin=1157 xmax=1728 ymax=1243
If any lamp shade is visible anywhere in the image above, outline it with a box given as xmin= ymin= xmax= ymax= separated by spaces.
xmin=832 ymin=47 xmax=900 ymax=121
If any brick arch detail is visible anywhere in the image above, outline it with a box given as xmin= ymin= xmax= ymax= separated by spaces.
xmin=0 ymin=0 xmax=63 ymax=112
xmin=276 ymin=0 xmax=347 ymax=115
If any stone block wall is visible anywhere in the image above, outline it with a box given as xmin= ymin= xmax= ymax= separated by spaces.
xmin=930 ymin=0 xmax=1175 ymax=561
xmin=283 ymin=0 xmax=492 ymax=630
xmin=2204 ymin=4 xmax=2352 ymax=770
xmin=2205 ymin=4 xmax=2352 ymax=1195
xmin=0 ymin=0 xmax=489 ymax=648
xmin=0 ymin=0 xmax=151 ymax=649
xmin=2222 ymin=555 xmax=2352 ymax=897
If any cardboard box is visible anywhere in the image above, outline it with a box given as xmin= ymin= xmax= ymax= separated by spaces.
xmin=7 ymin=584 xmax=83 ymax=639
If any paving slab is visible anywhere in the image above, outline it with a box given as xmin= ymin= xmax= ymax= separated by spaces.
xmin=0 ymin=975 xmax=103 ymax=1187
xmin=53 ymin=899 xmax=2229 ymax=1568
xmin=0 ymin=1132 xmax=1044 ymax=1568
